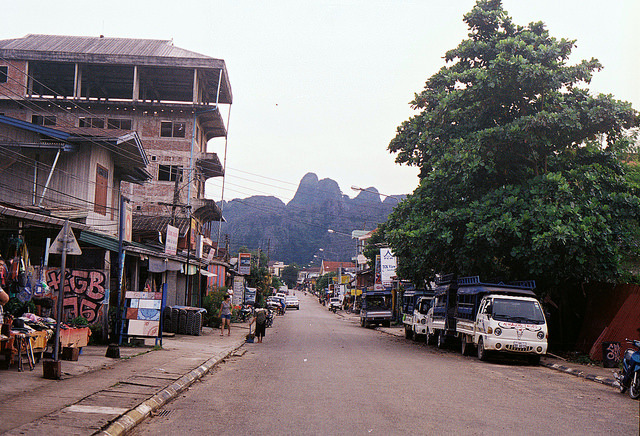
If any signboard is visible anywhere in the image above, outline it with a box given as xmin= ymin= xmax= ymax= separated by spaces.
xmin=49 ymin=226 xmax=82 ymax=255
xmin=380 ymin=248 xmax=397 ymax=287
xmin=124 ymin=201 xmax=133 ymax=242
xmin=165 ymin=225 xmax=179 ymax=255
xmin=238 ymin=252 xmax=251 ymax=275
xmin=374 ymin=254 xmax=383 ymax=290
xmin=244 ymin=286 xmax=257 ymax=303
xmin=233 ymin=276 xmax=245 ymax=305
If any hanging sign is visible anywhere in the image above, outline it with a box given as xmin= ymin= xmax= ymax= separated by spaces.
xmin=165 ymin=225 xmax=179 ymax=255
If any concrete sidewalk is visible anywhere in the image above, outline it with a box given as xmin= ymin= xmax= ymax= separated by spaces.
xmin=337 ymin=310 xmax=620 ymax=388
xmin=0 ymin=324 xmax=250 ymax=435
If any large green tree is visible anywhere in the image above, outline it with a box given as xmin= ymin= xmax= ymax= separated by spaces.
xmin=281 ymin=264 xmax=300 ymax=288
xmin=384 ymin=0 xmax=639 ymax=292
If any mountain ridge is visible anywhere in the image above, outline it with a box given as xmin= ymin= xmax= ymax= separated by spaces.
xmin=219 ymin=172 xmax=403 ymax=264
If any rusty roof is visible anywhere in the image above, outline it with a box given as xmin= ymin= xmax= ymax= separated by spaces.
xmin=0 ymin=34 xmax=232 ymax=104
xmin=0 ymin=34 xmax=211 ymax=59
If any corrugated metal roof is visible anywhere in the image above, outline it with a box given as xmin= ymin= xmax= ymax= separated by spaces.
xmin=0 ymin=34 xmax=211 ymax=59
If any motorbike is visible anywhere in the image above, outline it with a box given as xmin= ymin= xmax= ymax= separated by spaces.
xmin=615 ymin=338 xmax=640 ymax=399
xmin=265 ymin=309 xmax=274 ymax=328
xmin=239 ymin=304 xmax=253 ymax=322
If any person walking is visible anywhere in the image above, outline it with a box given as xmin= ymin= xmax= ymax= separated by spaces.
xmin=220 ymin=294 xmax=232 ymax=336
xmin=250 ymin=305 xmax=267 ymax=343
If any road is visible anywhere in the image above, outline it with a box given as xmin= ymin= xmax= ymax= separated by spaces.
xmin=132 ymin=293 xmax=639 ymax=435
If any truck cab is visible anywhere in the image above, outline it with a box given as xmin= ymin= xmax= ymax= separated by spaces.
xmin=471 ymin=293 xmax=548 ymax=364
xmin=402 ymin=290 xmax=433 ymax=340
xmin=360 ymin=290 xmax=392 ymax=328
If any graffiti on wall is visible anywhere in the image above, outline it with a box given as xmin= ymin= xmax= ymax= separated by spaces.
xmin=47 ymin=269 xmax=108 ymax=323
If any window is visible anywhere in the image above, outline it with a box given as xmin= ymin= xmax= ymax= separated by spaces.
xmin=107 ymin=118 xmax=132 ymax=130
xmin=158 ymin=165 xmax=183 ymax=182
xmin=79 ymin=117 xmax=105 ymax=128
xmin=32 ymin=115 xmax=56 ymax=126
xmin=0 ymin=66 xmax=7 ymax=83
xmin=94 ymin=164 xmax=108 ymax=216
xmin=160 ymin=121 xmax=186 ymax=138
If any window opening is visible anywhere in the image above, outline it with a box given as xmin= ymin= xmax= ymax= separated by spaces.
xmin=160 ymin=121 xmax=186 ymax=138
xmin=32 ymin=115 xmax=56 ymax=126
xmin=107 ymin=118 xmax=132 ymax=130
xmin=158 ymin=165 xmax=183 ymax=182
xmin=79 ymin=117 xmax=105 ymax=128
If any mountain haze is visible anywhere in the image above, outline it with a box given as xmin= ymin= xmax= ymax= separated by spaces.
xmin=219 ymin=173 xmax=403 ymax=265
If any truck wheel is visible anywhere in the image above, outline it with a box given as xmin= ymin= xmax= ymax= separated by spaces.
xmin=426 ymin=329 xmax=434 ymax=346
xmin=405 ymin=326 xmax=413 ymax=340
xmin=461 ymin=339 xmax=472 ymax=356
xmin=383 ymin=321 xmax=391 ymax=328
xmin=477 ymin=337 xmax=488 ymax=361
xmin=528 ymin=354 xmax=541 ymax=366
xmin=436 ymin=331 xmax=446 ymax=349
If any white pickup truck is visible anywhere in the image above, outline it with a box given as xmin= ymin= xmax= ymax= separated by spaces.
xmin=402 ymin=291 xmax=434 ymax=341
xmin=427 ymin=276 xmax=548 ymax=364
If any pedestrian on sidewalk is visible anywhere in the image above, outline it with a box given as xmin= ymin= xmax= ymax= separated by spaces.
xmin=250 ymin=305 xmax=267 ymax=343
xmin=220 ymin=294 xmax=232 ymax=336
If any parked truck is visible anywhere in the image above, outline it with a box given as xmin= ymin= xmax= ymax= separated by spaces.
xmin=426 ymin=275 xmax=548 ymax=364
xmin=360 ymin=290 xmax=392 ymax=328
xmin=402 ymin=289 xmax=434 ymax=340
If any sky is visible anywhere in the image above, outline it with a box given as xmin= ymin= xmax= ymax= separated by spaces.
xmin=2 ymin=1 xmax=639 ymax=204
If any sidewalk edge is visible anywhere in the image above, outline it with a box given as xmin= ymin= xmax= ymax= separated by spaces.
xmin=93 ymin=339 xmax=246 ymax=436
xmin=372 ymin=324 xmax=620 ymax=389
xmin=540 ymin=361 xmax=618 ymax=388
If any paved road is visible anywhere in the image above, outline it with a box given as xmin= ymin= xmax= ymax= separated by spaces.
xmin=132 ymin=293 xmax=639 ymax=435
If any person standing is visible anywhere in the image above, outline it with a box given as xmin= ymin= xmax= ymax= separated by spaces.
xmin=220 ymin=294 xmax=232 ymax=336
xmin=250 ymin=306 xmax=267 ymax=343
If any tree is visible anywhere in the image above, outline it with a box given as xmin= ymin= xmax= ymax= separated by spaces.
xmin=315 ymin=272 xmax=336 ymax=294
xmin=281 ymin=264 xmax=300 ymax=288
xmin=385 ymin=0 xmax=639 ymax=293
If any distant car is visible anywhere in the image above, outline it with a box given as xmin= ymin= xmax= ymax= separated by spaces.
xmin=285 ymin=296 xmax=300 ymax=310
xmin=328 ymin=297 xmax=341 ymax=310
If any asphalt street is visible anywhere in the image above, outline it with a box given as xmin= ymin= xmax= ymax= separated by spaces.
xmin=131 ymin=293 xmax=640 ymax=435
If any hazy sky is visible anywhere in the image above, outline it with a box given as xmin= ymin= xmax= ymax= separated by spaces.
xmin=3 ymin=1 xmax=638 ymax=203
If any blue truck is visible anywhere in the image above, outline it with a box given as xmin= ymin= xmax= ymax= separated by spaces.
xmin=426 ymin=275 xmax=548 ymax=364
xmin=360 ymin=289 xmax=393 ymax=328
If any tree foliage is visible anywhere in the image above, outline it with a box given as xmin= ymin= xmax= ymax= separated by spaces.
xmin=281 ymin=264 xmax=300 ymax=288
xmin=384 ymin=0 xmax=639 ymax=290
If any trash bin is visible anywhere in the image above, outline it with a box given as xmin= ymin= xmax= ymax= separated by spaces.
xmin=602 ymin=341 xmax=620 ymax=368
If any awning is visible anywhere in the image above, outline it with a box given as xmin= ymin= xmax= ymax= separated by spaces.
xmin=200 ymin=269 xmax=217 ymax=277
xmin=148 ymin=256 xmax=183 ymax=273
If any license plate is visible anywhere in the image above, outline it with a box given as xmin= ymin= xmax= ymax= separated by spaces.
xmin=513 ymin=341 xmax=527 ymax=349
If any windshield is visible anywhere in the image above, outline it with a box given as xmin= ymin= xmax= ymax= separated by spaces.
xmin=491 ymin=299 xmax=545 ymax=324
xmin=418 ymin=299 xmax=432 ymax=314
xmin=366 ymin=295 xmax=391 ymax=310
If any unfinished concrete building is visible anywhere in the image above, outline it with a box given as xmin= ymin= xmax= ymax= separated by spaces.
xmin=0 ymin=34 xmax=232 ymax=251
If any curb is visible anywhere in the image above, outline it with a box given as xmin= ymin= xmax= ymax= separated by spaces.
xmin=540 ymin=361 xmax=618 ymax=388
xmin=94 ymin=338 xmax=246 ymax=436
xmin=372 ymin=325 xmax=620 ymax=389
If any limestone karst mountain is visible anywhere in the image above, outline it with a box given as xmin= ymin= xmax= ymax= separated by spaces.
xmin=218 ymin=173 xmax=403 ymax=264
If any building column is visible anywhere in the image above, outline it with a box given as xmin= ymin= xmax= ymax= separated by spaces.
xmin=192 ymin=69 xmax=199 ymax=104
xmin=132 ymin=66 xmax=140 ymax=102
xmin=73 ymin=63 xmax=82 ymax=98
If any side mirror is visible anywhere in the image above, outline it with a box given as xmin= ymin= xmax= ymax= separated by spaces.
xmin=484 ymin=304 xmax=492 ymax=316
